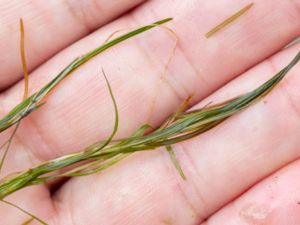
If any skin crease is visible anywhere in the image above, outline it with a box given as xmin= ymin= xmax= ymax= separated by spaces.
xmin=0 ymin=0 xmax=300 ymax=224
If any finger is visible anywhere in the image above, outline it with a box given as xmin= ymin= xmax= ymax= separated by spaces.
xmin=203 ymin=160 xmax=300 ymax=225
xmin=0 ymin=1 xmax=299 ymax=224
xmin=3 ymin=0 xmax=300 ymax=162
xmin=52 ymin=44 xmax=300 ymax=224
xmin=0 ymin=0 xmax=146 ymax=89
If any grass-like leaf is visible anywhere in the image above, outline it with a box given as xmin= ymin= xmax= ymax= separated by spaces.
xmin=166 ymin=145 xmax=186 ymax=180
xmin=205 ymin=3 xmax=254 ymax=38
xmin=20 ymin=18 xmax=29 ymax=101
xmin=0 ymin=51 xmax=299 ymax=200
xmin=0 ymin=18 xmax=173 ymax=133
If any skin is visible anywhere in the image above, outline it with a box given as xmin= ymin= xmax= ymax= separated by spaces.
xmin=0 ymin=0 xmax=300 ymax=224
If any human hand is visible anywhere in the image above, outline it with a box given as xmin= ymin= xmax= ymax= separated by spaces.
xmin=1 ymin=0 xmax=300 ymax=224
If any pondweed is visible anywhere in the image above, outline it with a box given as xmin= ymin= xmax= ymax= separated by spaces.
xmin=0 ymin=50 xmax=299 ymax=199
xmin=0 ymin=5 xmax=299 ymax=224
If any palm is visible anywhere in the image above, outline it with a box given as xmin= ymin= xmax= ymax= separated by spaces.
xmin=1 ymin=0 xmax=300 ymax=224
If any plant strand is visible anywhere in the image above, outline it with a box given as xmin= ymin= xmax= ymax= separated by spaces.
xmin=0 ymin=18 xmax=173 ymax=133
xmin=205 ymin=2 xmax=254 ymax=38
xmin=0 ymin=51 xmax=299 ymax=200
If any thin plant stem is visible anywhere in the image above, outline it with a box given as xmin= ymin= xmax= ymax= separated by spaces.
xmin=0 ymin=122 xmax=20 ymax=172
xmin=1 ymin=199 xmax=47 ymax=225
xmin=205 ymin=3 xmax=254 ymax=38
xmin=20 ymin=18 xmax=29 ymax=100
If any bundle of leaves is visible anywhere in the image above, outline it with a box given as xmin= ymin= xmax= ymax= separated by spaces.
xmin=0 ymin=6 xmax=300 ymax=224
